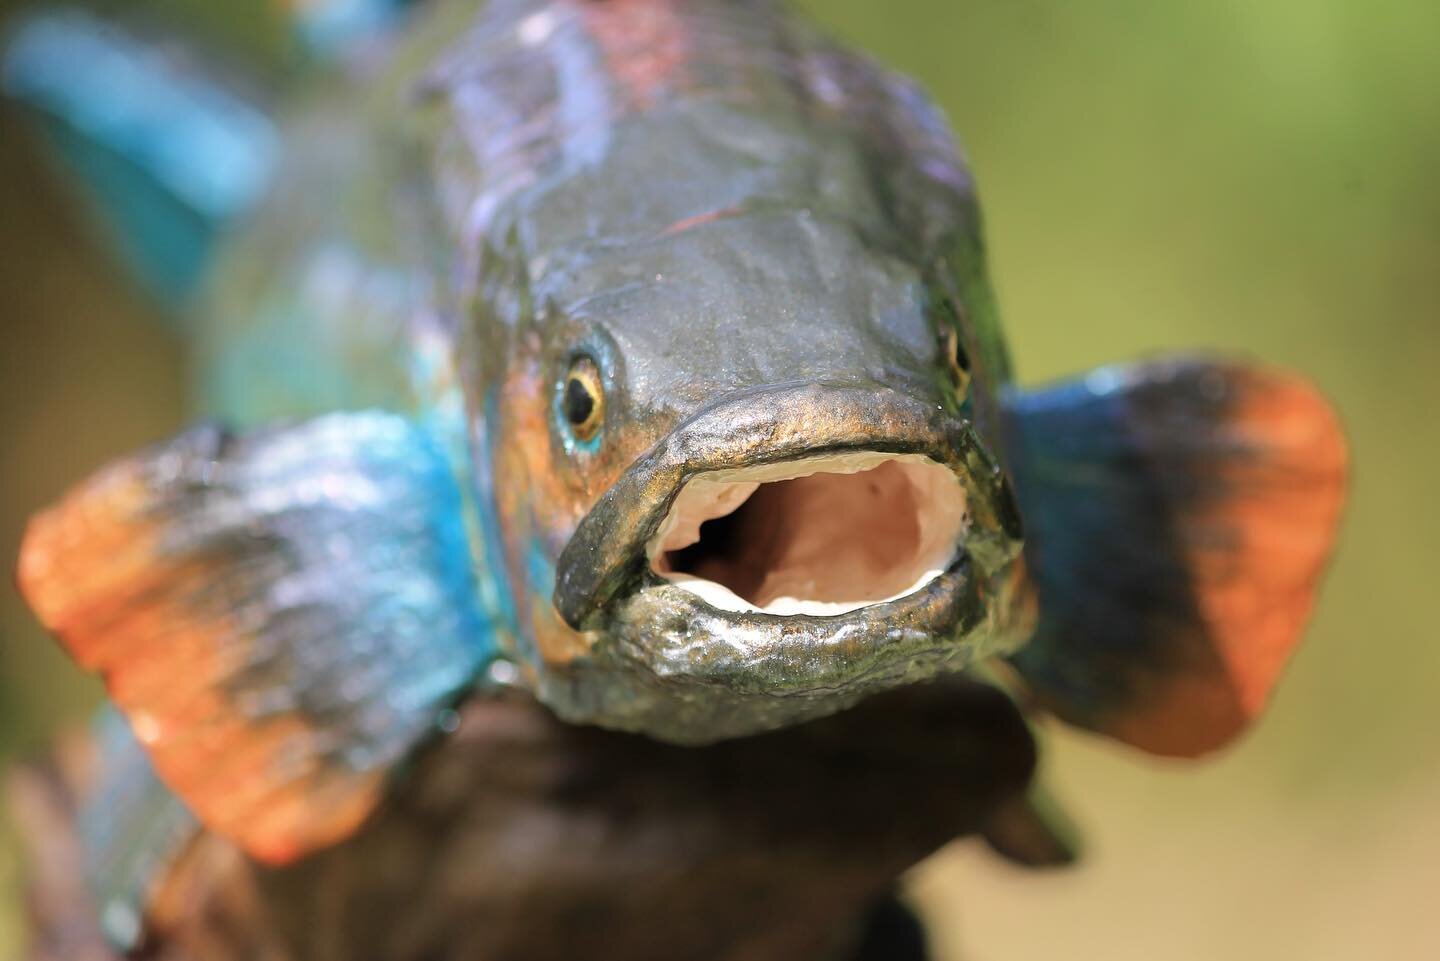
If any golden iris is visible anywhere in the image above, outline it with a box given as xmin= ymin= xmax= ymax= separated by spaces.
xmin=940 ymin=325 xmax=971 ymax=398
xmin=563 ymin=356 xmax=605 ymax=442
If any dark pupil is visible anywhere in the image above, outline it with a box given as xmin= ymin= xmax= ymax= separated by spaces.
xmin=564 ymin=376 xmax=596 ymax=426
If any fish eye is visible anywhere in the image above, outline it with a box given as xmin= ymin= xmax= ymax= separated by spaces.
xmin=940 ymin=325 xmax=971 ymax=396
xmin=561 ymin=355 xmax=605 ymax=444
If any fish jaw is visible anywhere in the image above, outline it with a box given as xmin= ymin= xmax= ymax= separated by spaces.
xmin=546 ymin=382 xmax=1031 ymax=744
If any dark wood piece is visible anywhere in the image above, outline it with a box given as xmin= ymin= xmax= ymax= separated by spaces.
xmin=13 ymin=680 xmax=1033 ymax=961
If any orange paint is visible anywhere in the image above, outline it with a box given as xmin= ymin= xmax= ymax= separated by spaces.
xmin=660 ymin=205 xmax=745 ymax=237
xmin=577 ymin=0 xmax=691 ymax=110
xmin=1109 ymin=368 xmax=1349 ymax=756
xmin=17 ymin=458 xmax=391 ymax=864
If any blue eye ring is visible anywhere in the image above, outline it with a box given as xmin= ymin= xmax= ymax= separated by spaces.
xmin=555 ymin=353 xmax=605 ymax=454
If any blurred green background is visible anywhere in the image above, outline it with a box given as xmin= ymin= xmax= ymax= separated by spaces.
xmin=1 ymin=0 xmax=1436 ymax=958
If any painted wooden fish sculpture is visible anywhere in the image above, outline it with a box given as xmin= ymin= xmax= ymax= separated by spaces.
xmin=4 ymin=0 xmax=1348 ymax=958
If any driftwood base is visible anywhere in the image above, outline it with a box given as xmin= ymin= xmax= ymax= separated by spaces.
xmin=12 ymin=679 xmax=1036 ymax=961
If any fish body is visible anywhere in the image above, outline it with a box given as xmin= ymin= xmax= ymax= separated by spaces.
xmin=193 ymin=0 xmax=1033 ymax=742
xmin=6 ymin=0 xmax=1347 ymax=955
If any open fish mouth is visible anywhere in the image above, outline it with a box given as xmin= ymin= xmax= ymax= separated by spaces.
xmin=550 ymin=382 xmax=1026 ymax=742
xmin=646 ymin=452 xmax=968 ymax=617
xmin=554 ymin=382 xmax=1019 ymax=629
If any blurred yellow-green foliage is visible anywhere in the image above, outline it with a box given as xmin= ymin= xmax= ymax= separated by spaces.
xmin=2 ymin=0 xmax=1436 ymax=958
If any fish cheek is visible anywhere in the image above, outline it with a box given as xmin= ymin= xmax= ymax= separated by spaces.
xmin=495 ymin=360 xmax=594 ymax=667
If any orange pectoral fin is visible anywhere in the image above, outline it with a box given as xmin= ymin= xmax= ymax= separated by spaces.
xmin=17 ymin=415 xmax=495 ymax=863
xmin=1003 ymin=359 xmax=1348 ymax=756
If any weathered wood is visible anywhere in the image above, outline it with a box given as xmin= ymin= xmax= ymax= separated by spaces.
xmin=13 ymin=680 xmax=1033 ymax=960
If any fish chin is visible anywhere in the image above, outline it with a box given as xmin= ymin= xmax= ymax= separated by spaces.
xmin=568 ymin=553 xmax=992 ymax=745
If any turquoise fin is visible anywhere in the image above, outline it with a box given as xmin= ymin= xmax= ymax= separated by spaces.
xmin=2 ymin=10 xmax=279 ymax=305
xmin=1002 ymin=358 xmax=1347 ymax=756
xmin=1 ymin=1 xmax=420 ymax=304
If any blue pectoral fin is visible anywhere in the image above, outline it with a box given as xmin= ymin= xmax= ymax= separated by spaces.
xmin=1002 ymin=358 xmax=1347 ymax=756
xmin=2 ymin=11 xmax=279 ymax=306
xmin=18 ymin=412 xmax=498 ymax=866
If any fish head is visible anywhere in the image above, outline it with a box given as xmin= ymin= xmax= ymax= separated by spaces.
xmin=484 ymin=208 xmax=1030 ymax=742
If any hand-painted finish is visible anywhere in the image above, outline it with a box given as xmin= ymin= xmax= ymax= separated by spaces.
xmin=7 ymin=0 xmax=1348 ymax=954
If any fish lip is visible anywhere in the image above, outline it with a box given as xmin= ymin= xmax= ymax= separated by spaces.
xmin=553 ymin=381 xmax=1023 ymax=634
xmin=612 ymin=552 xmax=980 ymax=692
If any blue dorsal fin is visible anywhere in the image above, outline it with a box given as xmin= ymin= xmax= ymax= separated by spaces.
xmin=2 ymin=10 xmax=279 ymax=306
xmin=1001 ymin=358 xmax=1347 ymax=756
xmin=18 ymin=413 xmax=497 ymax=865
xmin=1 ymin=2 xmax=416 ymax=308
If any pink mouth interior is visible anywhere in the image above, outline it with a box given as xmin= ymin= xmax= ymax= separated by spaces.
xmin=648 ymin=453 xmax=967 ymax=616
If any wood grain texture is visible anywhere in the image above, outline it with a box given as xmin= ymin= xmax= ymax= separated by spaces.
xmin=13 ymin=680 xmax=1033 ymax=961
